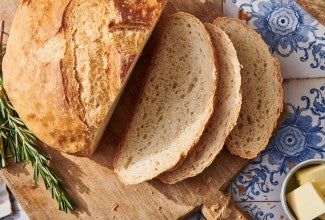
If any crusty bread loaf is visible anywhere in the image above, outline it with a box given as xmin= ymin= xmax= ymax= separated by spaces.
xmin=294 ymin=0 xmax=325 ymax=25
xmin=114 ymin=12 xmax=218 ymax=185
xmin=214 ymin=17 xmax=283 ymax=159
xmin=2 ymin=0 xmax=166 ymax=156
xmin=159 ymin=23 xmax=242 ymax=184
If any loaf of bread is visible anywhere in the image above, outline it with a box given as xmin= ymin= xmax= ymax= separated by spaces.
xmin=2 ymin=0 xmax=166 ymax=156
xmin=294 ymin=0 xmax=325 ymax=25
xmin=214 ymin=17 xmax=283 ymax=159
xmin=159 ymin=23 xmax=242 ymax=184
xmin=114 ymin=12 xmax=218 ymax=185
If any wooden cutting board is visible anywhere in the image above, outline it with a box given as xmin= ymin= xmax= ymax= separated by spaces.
xmin=0 ymin=0 xmax=249 ymax=219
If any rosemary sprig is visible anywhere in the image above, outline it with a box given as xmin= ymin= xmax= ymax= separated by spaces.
xmin=0 ymin=21 xmax=74 ymax=212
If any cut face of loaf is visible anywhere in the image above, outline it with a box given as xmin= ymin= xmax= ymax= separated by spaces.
xmin=2 ymin=0 xmax=166 ymax=156
xmin=114 ymin=12 xmax=218 ymax=185
xmin=214 ymin=17 xmax=283 ymax=159
xmin=159 ymin=24 xmax=242 ymax=184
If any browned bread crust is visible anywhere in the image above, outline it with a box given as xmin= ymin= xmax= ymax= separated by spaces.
xmin=214 ymin=17 xmax=283 ymax=159
xmin=2 ymin=0 xmax=166 ymax=156
xmin=295 ymin=0 xmax=325 ymax=25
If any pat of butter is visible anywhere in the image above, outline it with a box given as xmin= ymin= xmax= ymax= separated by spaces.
xmin=286 ymin=182 xmax=325 ymax=220
xmin=296 ymin=164 xmax=325 ymax=195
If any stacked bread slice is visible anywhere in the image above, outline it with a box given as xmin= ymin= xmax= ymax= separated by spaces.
xmin=114 ymin=12 xmax=218 ymax=185
xmin=214 ymin=18 xmax=283 ymax=159
xmin=114 ymin=13 xmax=283 ymax=185
xmin=159 ymin=23 xmax=242 ymax=184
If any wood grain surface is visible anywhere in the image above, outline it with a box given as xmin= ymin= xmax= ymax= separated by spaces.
xmin=0 ymin=0 xmax=249 ymax=219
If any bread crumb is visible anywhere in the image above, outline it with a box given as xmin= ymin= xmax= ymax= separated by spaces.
xmin=288 ymin=162 xmax=295 ymax=168
xmin=238 ymin=9 xmax=250 ymax=21
xmin=210 ymin=203 xmax=220 ymax=212
xmin=206 ymin=176 xmax=212 ymax=184
xmin=112 ymin=203 xmax=119 ymax=211
xmin=223 ymin=208 xmax=231 ymax=217
xmin=199 ymin=0 xmax=206 ymax=3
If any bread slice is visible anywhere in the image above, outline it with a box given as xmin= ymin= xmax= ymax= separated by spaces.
xmin=114 ymin=12 xmax=218 ymax=185
xmin=2 ymin=0 xmax=166 ymax=156
xmin=214 ymin=17 xmax=283 ymax=159
xmin=294 ymin=0 xmax=325 ymax=25
xmin=159 ymin=24 xmax=242 ymax=184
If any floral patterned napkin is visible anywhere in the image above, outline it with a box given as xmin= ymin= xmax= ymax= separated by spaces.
xmin=232 ymin=78 xmax=325 ymax=219
xmin=0 ymin=179 xmax=12 ymax=218
xmin=0 ymin=181 xmax=28 ymax=219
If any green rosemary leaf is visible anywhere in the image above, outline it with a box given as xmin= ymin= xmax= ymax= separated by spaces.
xmin=7 ymin=136 xmax=17 ymax=162
xmin=33 ymin=162 xmax=39 ymax=183
xmin=0 ymin=135 xmax=5 ymax=167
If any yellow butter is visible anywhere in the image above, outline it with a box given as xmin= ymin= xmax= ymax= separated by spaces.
xmin=286 ymin=182 xmax=325 ymax=220
xmin=296 ymin=164 xmax=325 ymax=195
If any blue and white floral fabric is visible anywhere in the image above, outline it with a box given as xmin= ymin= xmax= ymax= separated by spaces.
xmin=0 ymin=180 xmax=12 ymax=218
xmin=223 ymin=1 xmax=325 ymax=218
xmin=0 ymin=178 xmax=28 ymax=220
xmin=224 ymin=0 xmax=325 ymax=78
xmin=232 ymin=79 xmax=325 ymax=219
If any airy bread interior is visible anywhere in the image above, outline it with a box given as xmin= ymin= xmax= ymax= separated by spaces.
xmin=159 ymin=23 xmax=242 ymax=184
xmin=114 ymin=12 xmax=217 ymax=185
xmin=214 ymin=17 xmax=283 ymax=159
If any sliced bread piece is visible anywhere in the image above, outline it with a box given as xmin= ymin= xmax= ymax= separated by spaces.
xmin=214 ymin=17 xmax=283 ymax=159
xmin=159 ymin=24 xmax=242 ymax=184
xmin=114 ymin=12 xmax=218 ymax=185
